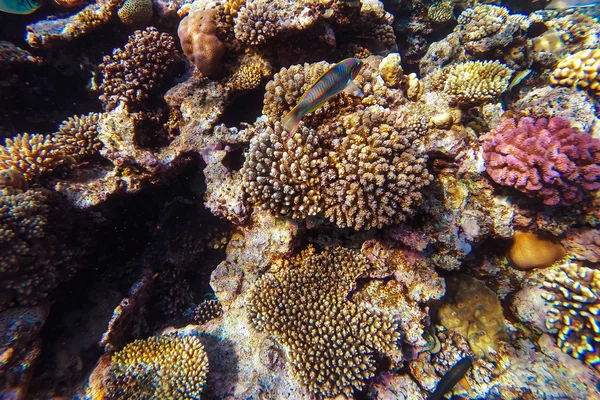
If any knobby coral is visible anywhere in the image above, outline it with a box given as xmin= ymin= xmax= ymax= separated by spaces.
xmin=551 ymin=49 xmax=600 ymax=97
xmin=482 ymin=116 xmax=600 ymax=206
xmin=542 ymin=262 xmax=600 ymax=371
xmin=98 ymin=27 xmax=178 ymax=110
xmin=108 ymin=333 xmax=209 ymax=399
xmin=0 ymin=133 xmax=63 ymax=181
xmin=248 ymin=245 xmax=399 ymax=398
xmin=429 ymin=60 xmax=513 ymax=106
xmin=117 ymin=0 xmax=153 ymax=26
xmin=53 ymin=113 xmax=103 ymax=161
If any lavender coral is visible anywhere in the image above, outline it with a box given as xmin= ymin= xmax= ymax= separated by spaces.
xmin=482 ymin=116 xmax=600 ymax=206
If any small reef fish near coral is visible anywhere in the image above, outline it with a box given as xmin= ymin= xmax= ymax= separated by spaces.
xmin=1 ymin=0 xmax=600 ymax=399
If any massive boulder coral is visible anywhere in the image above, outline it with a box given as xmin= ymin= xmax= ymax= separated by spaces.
xmin=97 ymin=27 xmax=179 ymax=110
xmin=542 ymin=262 xmax=600 ymax=371
xmin=248 ymin=245 xmax=400 ymax=398
xmin=551 ymin=49 xmax=600 ymax=97
xmin=482 ymin=116 xmax=600 ymax=206
xmin=107 ymin=332 xmax=209 ymax=398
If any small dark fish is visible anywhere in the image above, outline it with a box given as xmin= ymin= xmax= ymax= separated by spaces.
xmin=428 ymin=356 xmax=473 ymax=400
xmin=282 ymin=57 xmax=363 ymax=140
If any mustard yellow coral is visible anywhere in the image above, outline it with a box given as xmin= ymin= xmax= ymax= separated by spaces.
xmin=117 ymin=0 xmax=153 ymax=26
xmin=108 ymin=333 xmax=209 ymax=399
xmin=248 ymin=246 xmax=399 ymax=398
xmin=0 ymin=133 xmax=63 ymax=181
xmin=428 ymin=0 xmax=454 ymax=24
xmin=431 ymin=60 xmax=513 ymax=106
xmin=53 ymin=112 xmax=103 ymax=161
xmin=550 ymin=49 xmax=600 ymax=96
xmin=542 ymin=262 xmax=600 ymax=371
xmin=227 ymin=51 xmax=272 ymax=92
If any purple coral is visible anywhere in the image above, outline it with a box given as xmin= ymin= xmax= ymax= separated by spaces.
xmin=482 ymin=116 xmax=600 ymax=206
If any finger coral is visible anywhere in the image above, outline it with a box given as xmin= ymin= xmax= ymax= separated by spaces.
xmin=0 ymin=133 xmax=63 ymax=181
xmin=542 ymin=262 xmax=600 ymax=371
xmin=430 ymin=60 xmax=513 ymax=106
xmin=248 ymin=245 xmax=399 ymax=398
xmin=241 ymin=120 xmax=323 ymax=219
xmin=53 ymin=113 xmax=103 ymax=161
xmin=321 ymin=106 xmax=432 ymax=230
xmin=550 ymin=49 xmax=600 ymax=97
xmin=108 ymin=332 xmax=209 ymax=399
xmin=178 ymin=8 xmax=226 ymax=79
xmin=482 ymin=116 xmax=600 ymax=206
xmin=98 ymin=27 xmax=178 ymax=110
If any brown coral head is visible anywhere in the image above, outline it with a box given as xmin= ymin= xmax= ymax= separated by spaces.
xmin=0 ymin=169 xmax=27 ymax=191
xmin=178 ymin=9 xmax=226 ymax=79
xmin=508 ymin=230 xmax=566 ymax=270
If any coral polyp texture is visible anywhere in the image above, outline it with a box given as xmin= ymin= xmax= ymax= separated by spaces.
xmin=0 ymin=133 xmax=63 ymax=181
xmin=551 ymin=49 xmax=600 ymax=97
xmin=98 ymin=27 xmax=178 ymax=110
xmin=178 ymin=8 xmax=226 ymax=79
xmin=542 ymin=262 xmax=600 ymax=371
xmin=429 ymin=60 xmax=513 ymax=106
xmin=108 ymin=332 xmax=209 ymax=399
xmin=428 ymin=0 xmax=453 ymax=24
xmin=456 ymin=5 xmax=521 ymax=55
xmin=248 ymin=245 xmax=400 ymax=398
xmin=117 ymin=0 xmax=153 ymax=26
xmin=53 ymin=113 xmax=103 ymax=161
xmin=482 ymin=116 xmax=600 ymax=206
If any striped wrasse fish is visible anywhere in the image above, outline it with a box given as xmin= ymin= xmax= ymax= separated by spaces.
xmin=282 ymin=57 xmax=364 ymax=140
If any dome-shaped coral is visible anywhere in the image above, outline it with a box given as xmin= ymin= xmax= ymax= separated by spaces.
xmin=108 ymin=332 xmax=209 ymax=399
xmin=178 ymin=8 xmax=226 ymax=79
xmin=551 ymin=49 xmax=600 ymax=97
xmin=482 ymin=116 xmax=600 ymax=206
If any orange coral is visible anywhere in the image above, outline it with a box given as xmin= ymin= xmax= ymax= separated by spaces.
xmin=508 ymin=231 xmax=566 ymax=270
xmin=0 ymin=133 xmax=63 ymax=181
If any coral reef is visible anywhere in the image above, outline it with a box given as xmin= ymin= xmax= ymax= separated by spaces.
xmin=178 ymin=8 xmax=226 ymax=79
xmin=508 ymin=230 xmax=566 ymax=270
xmin=482 ymin=116 xmax=600 ymax=206
xmin=248 ymin=245 xmax=399 ymax=397
xmin=117 ymin=0 xmax=153 ymax=26
xmin=53 ymin=113 xmax=103 ymax=162
xmin=187 ymin=298 xmax=223 ymax=324
xmin=98 ymin=27 xmax=178 ymax=110
xmin=0 ymin=134 xmax=63 ymax=181
xmin=227 ymin=51 xmax=272 ymax=92
xmin=108 ymin=332 xmax=209 ymax=398
xmin=542 ymin=261 xmax=600 ymax=371
xmin=428 ymin=0 xmax=454 ymax=24
xmin=551 ymin=49 xmax=600 ymax=97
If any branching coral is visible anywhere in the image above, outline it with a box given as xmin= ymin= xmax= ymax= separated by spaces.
xmin=542 ymin=262 xmax=600 ymax=371
xmin=0 ymin=133 xmax=63 ymax=181
xmin=321 ymin=106 xmax=432 ymax=230
xmin=248 ymin=245 xmax=399 ymax=398
xmin=550 ymin=49 xmax=600 ymax=97
xmin=108 ymin=333 xmax=209 ymax=399
xmin=178 ymin=8 xmax=226 ymax=79
xmin=53 ymin=113 xmax=103 ymax=161
xmin=98 ymin=27 xmax=178 ymax=110
xmin=482 ymin=116 xmax=600 ymax=206
xmin=227 ymin=51 xmax=272 ymax=92
xmin=241 ymin=120 xmax=323 ymax=220
xmin=429 ymin=61 xmax=513 ymax=106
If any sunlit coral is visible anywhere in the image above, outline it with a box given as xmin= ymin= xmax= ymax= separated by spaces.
xmin=0 ymin=133 xmax=63 ymax=181
xmin=53 ymin=113 xmax=103 ymax=161
xmin=542 ymin=262 xmax=600 ymax=371
xmin=550 ymin=49 xmax=600 ymax=97
xmin=227 ymin=51 xmax=272 ymax=92
xmin=248 ymin=245 xmax=399 ymax=398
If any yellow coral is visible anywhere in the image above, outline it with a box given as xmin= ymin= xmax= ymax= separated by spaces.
xmin=433 ymin=60 xmax=513 ymax=106
xmin=550 ymin=49 xmax=600 ymax=96
xmin=227 ymin=51 xmax=272 ymax=92
xmin=248 ymin=245 xmax=399 ymax=398
xmin=109 ymin=333 xmax=209 ymax=399
xmin=0 ymin=133 xmax=63 ymax=181
xmin=542 ymin=261 xmax=600 ymax=371
xmin=53 ymin=113 xmax=103 ymax=161
xmin=378 ymin=53 xmax=404 ymax=88
xmin=428 ymin=0 xmax=454 ymax=24
xmin=457 ymin=5 xmax=508 ymax=42
xmin=508 ymin=231 xmax=566 ymax=270
xmin=117 ymin=0 xmax=153 ymax=26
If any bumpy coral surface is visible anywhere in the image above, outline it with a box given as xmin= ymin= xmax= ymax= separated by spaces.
xmin=551 ymin=49 xmax=600 ymax=97
xmin=53 ymin=113 xmax=103 ymax=161
xmin=430 ymin=60 xmax=513 ymax=106
xmin=542 ymin=262 xmax=600 ymax=371
xmin=428 ymin=0 xmax=454 ymax=24
xmin=0 ymin=133 xmax=63 ymax=181
xmin=117 ymin=0 xmax=153 ymax=25
xmin=248 ymin=246 xmax=399 ymax=398
xmin=108 ymin=332 xmax=209 ymax=399
xmin=482 ymin=116 xmax=600 ymax=206
xmin=456 ymin=5 xmax=519 ymax=55
xmin=178 ymin=8 xmax=226 ymax=79
xmin=98 ymin=27 xmax=178 ymax=109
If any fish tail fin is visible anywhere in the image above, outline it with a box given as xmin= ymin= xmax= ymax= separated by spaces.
xmin=282 ymin=108 xmax=302 ymax=141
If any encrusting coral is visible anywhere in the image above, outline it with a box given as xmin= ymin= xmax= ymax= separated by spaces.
xmin=551 ymin=49 xmax=600 ymax=97
xmin=542 ymin=261 xmax=600 ymax=371
xmin=53 ymin=113 xmax=103 ymax=162
xmin=429 ymin=60 xmax=513 ymax=106
xmin=248 ymin=245 xmax=400 ymax=398
xmin=178 ymin=8 xmax=226 ymax=79
xmin=108 ymin=332 xmax=209 ymax=399
xmin=508 ymin=230 xmax=566 ymax=270
xmin=438 ymin=275 xmax=508 ymax=358
xmin=98 ymin=27 xmax=178 ymax=110
xmin=0 ymin=133 xmax=63 ymax=181
xmin=482 ymin=116 xmax=600 ymax=206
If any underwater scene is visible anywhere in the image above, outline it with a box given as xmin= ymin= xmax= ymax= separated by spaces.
xmin=1 ymin=0 xmax=600 ymax=398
